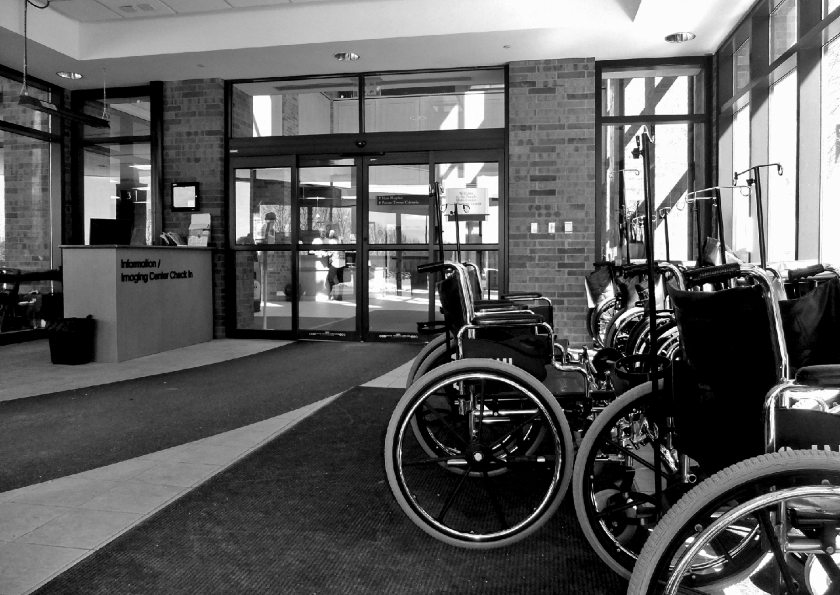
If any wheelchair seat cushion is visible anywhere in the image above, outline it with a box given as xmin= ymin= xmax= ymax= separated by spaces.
xmin=795 ymin=364 xmax=840 ymax=388
xmin=780 ymin=277 xmax=840 ymax=373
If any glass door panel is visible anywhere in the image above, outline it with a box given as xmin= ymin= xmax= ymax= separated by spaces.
xmin=234 ymin=250 xmax=294 ymax=331
xmin=366 ymin=162 xmax=432 ymax=338
xmin=368 ymin=250 xmax=433 ymax=335
xmin=234 ymin=167 xmax=293 ymax=246
xmin=298 ymin=160 xmax=358 ymax=338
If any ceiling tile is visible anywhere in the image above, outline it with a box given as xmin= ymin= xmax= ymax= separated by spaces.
xmin=48 ymin=0 xmax=124 ymax=22
xmin=94 ymin=0 xmax=176 ymax=18
xmin=158 ymin=0 xmax=233 ymax=13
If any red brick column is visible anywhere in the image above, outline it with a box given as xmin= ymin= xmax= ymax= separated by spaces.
xmin=508 ymin=58 xmax=597 ymax=346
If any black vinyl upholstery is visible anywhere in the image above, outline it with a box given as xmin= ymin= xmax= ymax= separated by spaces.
xmin=668 ymin=285 xmax=783 ymax=473
xmin=780 ymin=278 xmax=840 ymax=374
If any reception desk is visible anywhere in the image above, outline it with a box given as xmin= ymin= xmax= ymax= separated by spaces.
xmin=61 ymin=246 xmax=213 ymax=362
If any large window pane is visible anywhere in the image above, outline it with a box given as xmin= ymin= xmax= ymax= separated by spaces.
xmin=232 ymin=77 xmax=360 ymax=137
xmin=770 ymin=0 xmax=798 ymax=64
xmin=653 ymin=125 xmax=694 ymax=262
xmin=822 ymin=37 xmax=840 ymax=264
xmin=234 ymin=167 xmax=292 ymax=245
xmin=732 ymin=104 xmax=752 ymax=260
xmin=734 ymin=40 xmax=751 ymax=92
xmin=83 ymin=142 xmax=154 ymax=245
xmin=0 ymin=131 xmax=54 ymax=331
xmin=366 ymin=70 xmax=504 ymax=132
xmin=436 ymin=162 xmax=499 ymax=245
xmin=767 ymin=68 xmax=797 ymax=262
xmin=602 ymin=69 xmax=703 ymax=117
xmin=368 ymin=164 xmax=429 ymax=245
xmin=299 ymin=250 xmax=356 ymax=332
xmin=83 ymin=97 xmax=150 ymax=139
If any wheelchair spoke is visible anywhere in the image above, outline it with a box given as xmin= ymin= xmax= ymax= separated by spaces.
xmin=420 ymin=400 xmax=469 ymax=449
xmin=816 ymin=553 xmax=840 ymax=585
xmin=482 ymin=470 xmax=510 ymax=530
xmin=401 ymin=455 xmax=465 ymax=467
xmin=487 ymin=411 xmax=542 ymax=451
xmin=436 ymin=462 xmax=473 ymax=524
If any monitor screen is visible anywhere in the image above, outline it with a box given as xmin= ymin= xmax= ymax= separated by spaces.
xmin=89 ymin=219 xmax=132 ymax=246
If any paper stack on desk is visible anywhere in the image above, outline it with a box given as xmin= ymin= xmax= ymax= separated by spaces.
xmin=188 ymin=213 xmax=211 ymax=246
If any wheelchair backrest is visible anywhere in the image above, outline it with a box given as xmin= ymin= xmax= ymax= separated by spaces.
xmin=668 ymin=284 xmax=785 ymax=472
xmin=779 ymin=277 xmax=840 ymax=374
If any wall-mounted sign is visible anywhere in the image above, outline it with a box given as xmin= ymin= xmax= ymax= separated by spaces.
xmin=172 ymin=182 xmax=199 ymax=212
xmin=376 ymin=195 xmax=428 ymax=206
xmin=444 ymin=188 xmax=488 ymax=215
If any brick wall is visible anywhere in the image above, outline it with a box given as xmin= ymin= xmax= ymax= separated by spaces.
xmin=162 ymin=79 xmax=227 ymax=337
xmin=508 ymin=58 xmax=596 ymax=346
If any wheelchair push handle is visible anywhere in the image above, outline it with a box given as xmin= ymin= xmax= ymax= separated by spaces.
xmin=788 ymin=264 xmax=825 ymax=281
xmin=683 ymin=262 xmax=741 ymax=287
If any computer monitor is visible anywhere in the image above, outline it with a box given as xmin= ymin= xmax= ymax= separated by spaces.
xmin=89 ymin=218 xmax=133 ymax=245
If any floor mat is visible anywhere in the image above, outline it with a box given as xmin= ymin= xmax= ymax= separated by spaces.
xmin=0 ymin=341 xmax=420 ymax=492
xmin=33 ymin=387 xmax=626 ymax=595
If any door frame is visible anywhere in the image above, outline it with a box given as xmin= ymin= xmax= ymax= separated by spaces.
xmin=225 ymin=141 xmax=506 ymax=341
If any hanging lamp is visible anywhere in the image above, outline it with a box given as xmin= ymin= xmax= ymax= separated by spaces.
xmin=17 ymin=0 xmax=111 ymax=128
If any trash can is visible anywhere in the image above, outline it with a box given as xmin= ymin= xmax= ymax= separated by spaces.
xmin=46 ymin=315 xmax=95 ymax=365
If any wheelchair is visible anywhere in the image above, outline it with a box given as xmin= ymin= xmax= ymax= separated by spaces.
xmin=385 ymin=261 xmax=608 ymax=548
xmin=627 ymin=265 xmax=840 ymax=595
xmin=571 ymin=261 xmax=840 ymax=581
xmin=405 ymin=260 xmax=575 ymax=391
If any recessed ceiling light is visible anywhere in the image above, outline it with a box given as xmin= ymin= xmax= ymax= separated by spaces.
xmin=503 ymin=45 xmax=511 ymax=49
xmin=334 ymin=52 xmax=360 ymax=61
xmin=665 ymin=32 xmax=696 ymax=43
xmin=57 ymin=71 xmax=82 ymax=80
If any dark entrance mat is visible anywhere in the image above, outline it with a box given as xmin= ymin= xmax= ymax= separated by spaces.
xmin=33 ymin=387 xmax=625 ymax=595
xmin=0 ymin=341 xmax=420 ymax=492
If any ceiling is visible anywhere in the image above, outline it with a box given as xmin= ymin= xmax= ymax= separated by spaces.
xmin=0 ymin=0 xmax=756 ymax=91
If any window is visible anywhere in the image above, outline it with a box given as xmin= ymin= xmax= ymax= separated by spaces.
xmin=734 ymin=40 xmax=751 ymax=92
xmin=770 ymin=0 xmax=798 ymax=64
xmin=731 ymin=104 xmax=752 ymax=260
xmin=767 ymin=67 xmax=797 ymax=262
xmin=598 ymin=61 xmax=708 ymax=263
xmin=231 ymin=69 xmax=504 ymax=137
xmin=0 ymin=69 xmax=60 ymax=333
xmin=821 ymin=35 xmax=840 ymax=263
xmin=81 ymin=93 xmax=155 ymax=246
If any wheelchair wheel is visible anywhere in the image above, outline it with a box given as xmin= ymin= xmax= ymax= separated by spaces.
xmin=653 ymin=326 xmax=681 ymax=361
xmin=406 ymin=334 xmax=450 ymax=388
xmin=625 ymin=316 xmax=676 ymax=357
xmin=385 ymin=359 xmax=574 ymax=549
xmin=604 ymin=307 xmax=645 ymax=352
xmin=628 ymin=450 xmax=840 ymax=595
xmin=573 ymin=380 xmax=689 ymax=578
xmin=408 ymin=346 xmax=547 ymax=470
xmin=589 ymin=297 xmax=618 ymax=348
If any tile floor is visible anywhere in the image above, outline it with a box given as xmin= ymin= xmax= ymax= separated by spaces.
xmin=0 ymin=339 xmax=413 ymax=595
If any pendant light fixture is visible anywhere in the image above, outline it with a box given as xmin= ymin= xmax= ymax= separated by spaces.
xmin=17 ymin=0 xmax=111 ymax=128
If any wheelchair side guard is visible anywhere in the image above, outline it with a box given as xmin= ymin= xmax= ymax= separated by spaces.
xmin=461 ymin=337 xmax=550 ymax=381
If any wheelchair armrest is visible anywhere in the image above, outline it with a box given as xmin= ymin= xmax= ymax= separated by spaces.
xmin=795 ymin=365 xmax=840 ymax=388
xmin=473 ymin=299 xmax=517 ymax=311
xmin=501 ymin=292 xmax=542 ymax=300
xmin=470 ymin=311 xmax=544 ymax=327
